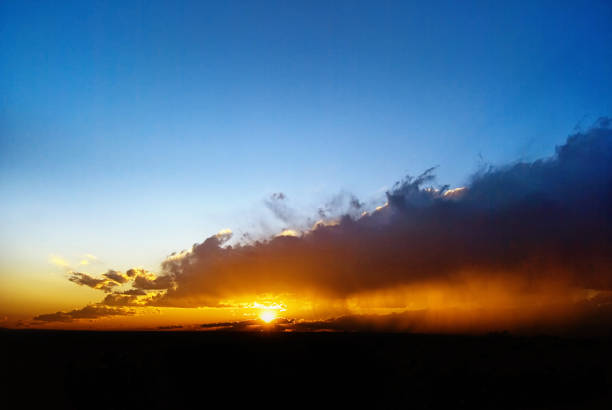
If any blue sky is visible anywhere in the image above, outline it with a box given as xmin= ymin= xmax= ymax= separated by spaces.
xmin=1 ymin=0 xmax=611 ymax=286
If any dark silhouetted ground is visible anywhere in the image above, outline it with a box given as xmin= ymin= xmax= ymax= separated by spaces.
xmin=1 ymin=329 xmax=611 ymax=409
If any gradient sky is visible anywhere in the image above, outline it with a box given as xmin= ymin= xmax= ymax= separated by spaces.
xmin=1 ymin=1 xmax=611 ymax=324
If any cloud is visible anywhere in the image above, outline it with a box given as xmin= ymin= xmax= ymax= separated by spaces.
xmin=49 ymin=255 xmax=70 ymax=269
xmin=37 ymin=118 xmax=612 ymax=333
xmin=50 ymin=253 xmax=100 ymax=269
xmin=33 ymin=305 xmax=134 ymax=323
xmin=132 ymin=273 xmax=175 ymax=290
xmin=68 ymin=272 xmax=118 ymax=293
xmin=60 ymin=268 xmax=169 ymax=306
xmin=79 ymin=254 xmax=99 ymax=266
xmin=121 ymin=289 xmax=147 ymax=296
xmin=276 ymin=229 xmax=300 ymax=237
xmin=316 ymin=192 xmax=363 ymax=220
xmin=102 ymin=270 xmax=130 ymax=284
xmin=100 ymin=288 xmax=153 ymax=306
xmin=152 ymin=119 xmax=612 ymax=309
xmin=101 ymin=293 xmax=143 ymax=307
xmin=66 ymin=268 xmax=172 ymax=294
xmin=265 ymin=192 xmax=296 ymax=224
xmin=126 ymin=268 xmax=147 ymax=278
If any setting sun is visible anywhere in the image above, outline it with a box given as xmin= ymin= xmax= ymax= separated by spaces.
xmin=259 ymin=310 xmax=276 ymax=323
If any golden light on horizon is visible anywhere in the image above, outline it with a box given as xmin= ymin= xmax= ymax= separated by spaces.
xmin=259 ymin=310 xmax=276 ymax=323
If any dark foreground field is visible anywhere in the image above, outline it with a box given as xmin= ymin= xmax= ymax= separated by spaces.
xmin=1 ymin=329 xmax=611 ymax=409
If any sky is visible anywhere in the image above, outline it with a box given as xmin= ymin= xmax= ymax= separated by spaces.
xmin=1 ymin=1 xmax=611 ymax=330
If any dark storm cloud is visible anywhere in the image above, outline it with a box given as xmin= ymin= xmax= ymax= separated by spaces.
xmin=149 ymin=119 xmax=612 ymax=306
xmin=33 ymin=305 xmax=134 ymax=323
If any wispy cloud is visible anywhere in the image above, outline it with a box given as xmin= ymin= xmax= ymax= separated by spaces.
xmin=79 ymin=254 xmax=99 ymax=266
xmin=49 ymin=255 xmax=71 ymax=270
xmin=49 ymin=253 xmax=101 ymax=270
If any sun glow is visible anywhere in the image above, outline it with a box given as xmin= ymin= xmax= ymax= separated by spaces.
xmin=259 ymin=310 xmax=276 ymax=323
